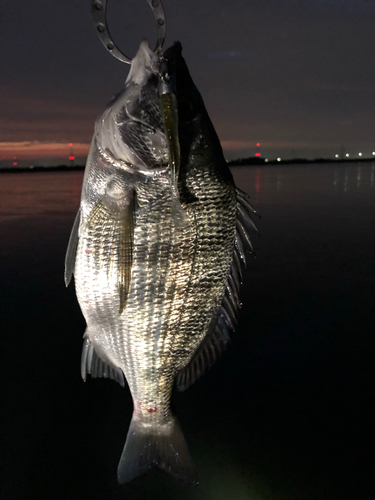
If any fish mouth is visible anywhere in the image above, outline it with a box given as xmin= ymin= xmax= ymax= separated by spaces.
xmin=125 ymin=40 xmax=159 ymax=86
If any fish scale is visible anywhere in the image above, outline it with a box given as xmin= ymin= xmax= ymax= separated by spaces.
xmin=122 ymin=197 xmax=195 ymax=404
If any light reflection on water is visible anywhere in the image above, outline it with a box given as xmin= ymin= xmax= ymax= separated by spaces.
xmin=0 ymin=162 xmax=374 ymax=499
xmin=231 ymin=161 xmax=375 ymax=208
xmin=0 ymin=171 xmax=83 ymax=219
xmin=0 ymin=163 xmax=374 ymax=220
xmin=357 ymin=165 xmax=362 ymax=188
xmin=343 ymin=167 xmax=349 ymax=192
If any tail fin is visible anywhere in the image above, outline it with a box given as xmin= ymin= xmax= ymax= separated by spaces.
xmin=117 ymin=413 xmax=197 ymax=485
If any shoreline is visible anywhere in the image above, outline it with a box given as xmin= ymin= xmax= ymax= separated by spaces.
xmin=228 ymin=157 xmax=375 ymax=166
xmin=0 ymin=157 xmax=374 ymax=174
xmin=0 ymin=165 xmax=85 ymax=174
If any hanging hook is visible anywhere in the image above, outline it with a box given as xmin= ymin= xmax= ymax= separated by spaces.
xmin=92 ymin=0 xmax=166 ymax=64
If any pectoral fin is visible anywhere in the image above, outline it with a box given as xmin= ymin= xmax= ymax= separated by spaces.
xmin=86 ymin=192 xmax=135 ymax=315
xmin=64 ymin=208 xmax=81 ymax=287
xmin=118 ymin=192 xmax=135 ymax=314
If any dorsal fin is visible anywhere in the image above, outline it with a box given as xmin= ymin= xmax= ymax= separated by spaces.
xmin=175 ymin=315 xmax=231 ymax=392
xmin=175 ymin=187 xmax=258 ymax=391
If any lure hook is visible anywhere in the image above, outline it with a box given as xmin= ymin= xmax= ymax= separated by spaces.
xmin=92 ymin=0 xmax=166 ymax=64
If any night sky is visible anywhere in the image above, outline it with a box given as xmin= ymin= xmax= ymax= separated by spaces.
xmin=1 ymin=0 xmax=375 ymax=165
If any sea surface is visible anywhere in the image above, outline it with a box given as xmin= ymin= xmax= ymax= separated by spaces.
xmin=1 ymin=163 xmax=374 ymax=500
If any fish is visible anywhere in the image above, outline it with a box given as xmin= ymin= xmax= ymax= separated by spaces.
xmin=65 ymin=40 xmax=258 ymax=485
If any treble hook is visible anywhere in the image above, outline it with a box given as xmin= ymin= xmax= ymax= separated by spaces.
xmin=92 ymin=0 xmax=166 ymax=64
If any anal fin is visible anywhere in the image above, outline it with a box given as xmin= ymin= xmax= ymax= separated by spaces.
xmin=81 ymin=336 xmax=125 ymax=387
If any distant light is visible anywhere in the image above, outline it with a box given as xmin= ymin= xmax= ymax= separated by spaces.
xmin=255 ymin=152 xmax=261 ymax=157
xmin=69 ymin=156 xmax=75 ymax=160
xmin=358 ymin=152 xmax=362 ymax=157
xmin=12 ymin=161 xmax=18 ymax=166
xmin=372 ymin=152 xmax=375 ymax=156
xmin=265 ymin=158 xmax=269 ymax=162
xmin=277 ymin=157 xmax=281 ymax=162
xmin=69 ymin=143 xmax=73 ymax=147
xmin=335 ymin=154 xmax=339 ymax=158
xmin=256 ymin=143 xmax=260 ymax=147
xmin=345 ymin=153 xmax=350 ymax=157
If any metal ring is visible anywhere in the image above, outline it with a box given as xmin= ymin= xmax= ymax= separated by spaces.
xmin=92 ymin=0 xmax=166 ymax=64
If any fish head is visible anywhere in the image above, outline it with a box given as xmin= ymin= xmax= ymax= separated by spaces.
xmin=95 ymin=40 xmax=169 ymax=174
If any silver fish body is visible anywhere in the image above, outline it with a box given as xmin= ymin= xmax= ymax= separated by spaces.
xmin=65 ymin=40 xmax=257 ymax=484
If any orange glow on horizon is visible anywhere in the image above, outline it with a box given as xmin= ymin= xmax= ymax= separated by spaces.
xmin=0 ymin=141 xmax=90 ymax=160
xmin=6 ymin=139 xmax=261 ymax=157
xmin=221 ymin=139 xmax=326 ymax=151
xmin=221 ymin=140 xmax=256 ymax=150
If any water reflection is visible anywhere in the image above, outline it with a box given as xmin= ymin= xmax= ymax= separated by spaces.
xmin=1 ymin=164 xmax=374 ymax=222
xmin=357 ymin=165 xmax=362 ymax=189
xmin=0 ymin=171 xmax=83 ymax=218
xmin=231 ymin=162 xmax=375 ymax=211
xmin=333 ymin=166 xmax=339 ymax=190
xmin=335 ymin=163 xmax=374 ymax=193
xmin=1 ymin=163 xmax=374 ymax=500
xmin=255 ymin=168 xmax=262 ymax=195
xmin=276 ymin=168 xmax=281 ymax=192
xmin=343 ymin=166 xmax=349 ymax=193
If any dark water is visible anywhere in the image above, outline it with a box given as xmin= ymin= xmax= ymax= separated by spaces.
xmin=1 ymin=164 xmax=374 ymax=500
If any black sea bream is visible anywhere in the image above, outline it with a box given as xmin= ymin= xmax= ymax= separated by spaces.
xmin=65 ymin=40 xmax=257 ymax=484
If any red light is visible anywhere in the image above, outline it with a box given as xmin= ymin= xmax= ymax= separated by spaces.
xmin=256 ymin=143 xmax=260 ymax=147
xmin=69 ymin=143 xmax=73 ymax=147
xmin=255 ymin=152 xmax=261 ymax=157
xmin=69 ymin=156 xmax=75 ymax=160
xmin=13 ymin=161 xmax=18 ymax=166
